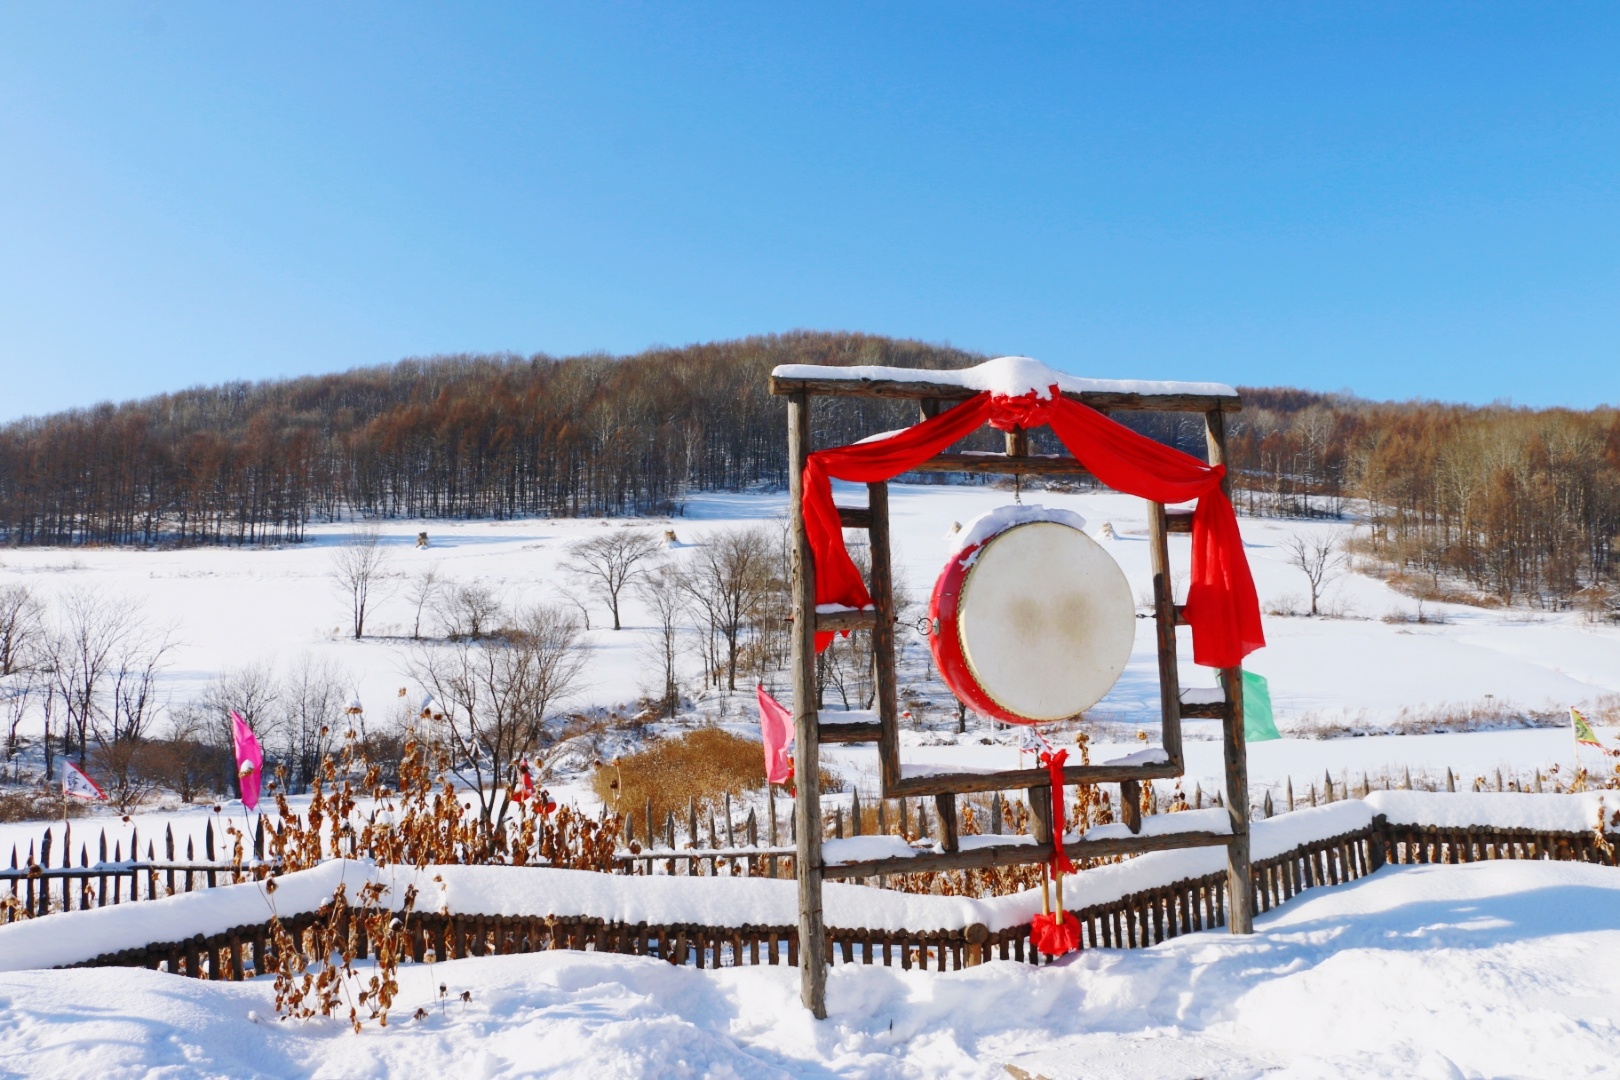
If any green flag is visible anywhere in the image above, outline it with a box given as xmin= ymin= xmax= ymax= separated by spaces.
xmin=1243 ymin=670 xmax=1281 ymax=742
xmin=1573 ymin=707 xmax=1603 ymax=748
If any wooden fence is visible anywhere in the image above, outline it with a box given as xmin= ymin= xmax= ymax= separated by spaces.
xmin=26 ymin=815 xmax=1620 ymax=980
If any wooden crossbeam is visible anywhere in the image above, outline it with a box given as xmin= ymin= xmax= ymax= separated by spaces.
xmin=814 ymin=609 xmax=878 ymax=633
xmin=835 ymin=506 xmax=872 ymax=529
xmin=886 ymin=759 xmax=1183 ymax=798
xmin=908 ymin=453 xmax=1092 ymax=477
xmin=767 ymin=373 xmax=1241 ymax=413
xmin=818 ymin=722 xmax=883 ymax=744
xmin=824 ymin=828 xmax=1232 ymax=879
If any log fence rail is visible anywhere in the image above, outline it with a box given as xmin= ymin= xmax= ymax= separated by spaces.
xmin=24 ymin=815 xmax=1618 ymax=980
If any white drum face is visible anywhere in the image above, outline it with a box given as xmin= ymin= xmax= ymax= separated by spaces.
xmin=957 ymin=521 xmax=1135 ymax=721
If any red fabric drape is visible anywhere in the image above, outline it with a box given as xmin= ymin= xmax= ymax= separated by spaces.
xmin=1039 ymin=749 xmax=1076 ymax=875
xmin=802 ymin=386 xmax=1264 ymax=668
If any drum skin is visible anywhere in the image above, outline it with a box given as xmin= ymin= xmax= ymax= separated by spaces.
xmin=929 ymin=519 xmax=1135 ymax=725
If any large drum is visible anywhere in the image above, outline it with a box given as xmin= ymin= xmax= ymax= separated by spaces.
xmin=928 ymin=506 xmax=1135 ymax=725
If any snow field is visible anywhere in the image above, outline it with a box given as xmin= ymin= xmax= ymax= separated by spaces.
xmin=4 ymin=485 xmax=1617 ymax=757
xmin=2 ymin=860 xmax=1618 ymax=1078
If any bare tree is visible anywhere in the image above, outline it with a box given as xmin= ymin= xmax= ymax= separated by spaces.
xmin=408 ymin=601 xmax=587 ymax=837
xmin=438 ymin=580 xmax=503 ymax=640
xmin=635 ymin=561 xmax=685 ymax=717
xmin=1281 ymin=531 xmax=1347 ymax=616
xmin=278 ymin=654 xmax=348 ymax=792
xmin=680 ymin=524 xmax=778 ymax=691
xmin=153 ymin=704 xmax=236 ymax=802
xmin=35 ymin=590 xmax=178 ymax=808
xmin=563 ymin=529 xmax=664 ymax=630
xmin=2 ymin=669 xmax=36 ymax=773
xmin=43 ymin=588 xmax=145 ymax=764
xmin=405 ymin=564 xmax=444 ymax=640
xmin=199 ymin=662 xmax=282 ymax=736
xmin=332 ymin=525 xmax=390 ymax=639
xmin=0 ymin=584 xmax=42 ymax=676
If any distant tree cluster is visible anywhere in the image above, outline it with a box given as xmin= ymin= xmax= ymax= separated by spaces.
xmin=1230 ymin=388 xmax=1620 ymax=608
xmin=0 ymin=332 xmax=978 ymax=546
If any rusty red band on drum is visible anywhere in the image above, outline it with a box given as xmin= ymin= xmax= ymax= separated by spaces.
xmin=929 ymin=520 xmax=1135 ymax=725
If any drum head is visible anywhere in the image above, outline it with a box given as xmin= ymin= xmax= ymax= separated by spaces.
xmin=957 ymin=520 xmax=1134 ymax=721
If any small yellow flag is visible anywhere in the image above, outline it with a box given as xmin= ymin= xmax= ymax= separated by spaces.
xmin=1572 ymin=707 xmax=1604 ymax=748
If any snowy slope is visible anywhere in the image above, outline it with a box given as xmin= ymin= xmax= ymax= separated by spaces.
xmin=2 ymin=483 xmax=1617 ymax=858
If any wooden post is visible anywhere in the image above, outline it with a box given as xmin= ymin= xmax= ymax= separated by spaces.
xmin=1147 ymin=501 xmax=1183 ymax=768
xmin=788 ymin=391 xmax=828 ymax=1018
xmin=1206 ymin=408 xmax=1253 ymax=936
xmin=868 ymin=482 xmax=901 ymax=794
xmin=1120 ymin=780 xmax=1142 ymax=835
xmin=1004 ymin=426 xmax=1029 ymax=458
xmin=935 ymin=795 xmax=959 ymax=853
xmin=1027 ymin=787 xmax=1052 ymax=846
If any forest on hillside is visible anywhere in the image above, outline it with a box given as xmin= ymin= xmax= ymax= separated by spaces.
xmin=0 ymin=330 xmax=1616 ymax=609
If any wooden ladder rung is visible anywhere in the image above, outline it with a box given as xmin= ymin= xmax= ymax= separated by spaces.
xmin=815 ymin=608 xmax=879 ymax=632
xmin=1178 ymin=697 xmax=1230 ymax=720
xmin=836 ymin=505 xmax=872 ymax=529
xmin=819 ymin=723 xmax=882 ymax=744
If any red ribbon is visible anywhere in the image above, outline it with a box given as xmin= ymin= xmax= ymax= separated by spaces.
xmin=1038 ymin=749 xmax=1076 ymax=876
xmin=802 ymin=386 xmax=1263 ymax=668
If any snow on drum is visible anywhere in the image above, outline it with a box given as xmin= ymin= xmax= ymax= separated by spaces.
xmin=928 ymin=505 xmax=1135 ymax=725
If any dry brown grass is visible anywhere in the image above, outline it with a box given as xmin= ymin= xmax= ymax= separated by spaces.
xmin=1295 ymin=697 xmax=1584 ymax=739
xmin=0 ymin=786 xmax=90 ymax=823
xmin=592 ymin=726 xmax=841 ymax=830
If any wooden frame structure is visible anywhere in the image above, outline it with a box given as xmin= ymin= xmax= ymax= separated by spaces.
xmin=771 ymin=367 xmax=1255 ymax=1016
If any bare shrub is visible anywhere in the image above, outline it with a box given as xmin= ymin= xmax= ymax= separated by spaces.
xmin=437 ymin=580 xmax=502 ymax=641
xmin=1265 ymin=591 xmax=1304 ymax=617
xmin=408 ymin=603 xmax=587 ymax=838
xmin=137 ymin=715 xmax=235 ymax=802
xmin=0 ymin=785 xmax=90 ymax=823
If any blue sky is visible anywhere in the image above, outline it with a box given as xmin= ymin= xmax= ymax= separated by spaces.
xmin=2 ymin=3 xmax=1617 ymax=420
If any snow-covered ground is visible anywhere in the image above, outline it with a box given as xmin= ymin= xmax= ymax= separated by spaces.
xmin=3 ymin=483 xmax=1616 ymax=819
xmin=2 ymin=859 xmax=1617 ymax=1078
xmin=5 ymin=487 xmax=1620 ymax=1077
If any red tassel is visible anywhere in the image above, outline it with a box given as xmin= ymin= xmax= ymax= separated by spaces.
xmin=1031 ymin=911 xmax=1080 ymax=956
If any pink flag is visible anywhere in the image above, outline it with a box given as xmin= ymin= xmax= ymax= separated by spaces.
xmin=757 ymin=686 xmax=795 ymax=786
xmin=231 ymin=710 xmax=264 ymax=811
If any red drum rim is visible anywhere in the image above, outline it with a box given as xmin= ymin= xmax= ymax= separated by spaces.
xmin=928 ymin=516 xmax=1133 ymax=725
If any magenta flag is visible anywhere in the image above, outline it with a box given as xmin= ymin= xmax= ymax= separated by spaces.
xmin=231 ymin=710 xmax=264 ymax=811
xmin=756 ymin=686 xmax=795 ymax=785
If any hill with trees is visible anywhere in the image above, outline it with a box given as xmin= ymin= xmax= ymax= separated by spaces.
xmin=1 ymin=331 xmax=1615 ymax=610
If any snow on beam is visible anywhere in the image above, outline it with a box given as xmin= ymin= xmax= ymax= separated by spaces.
xmin=769 ymin=355 xmax=1241 ymax=411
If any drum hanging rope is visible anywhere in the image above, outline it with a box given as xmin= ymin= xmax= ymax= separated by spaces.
xmin=800 ymin=385 xmax=1265 ymax=668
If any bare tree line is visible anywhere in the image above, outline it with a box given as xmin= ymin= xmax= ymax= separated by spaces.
xmin=1231 ymin=389 xmax=1620 ymax=609
xmin=0 ymin=332 xmax=978 ymax=547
